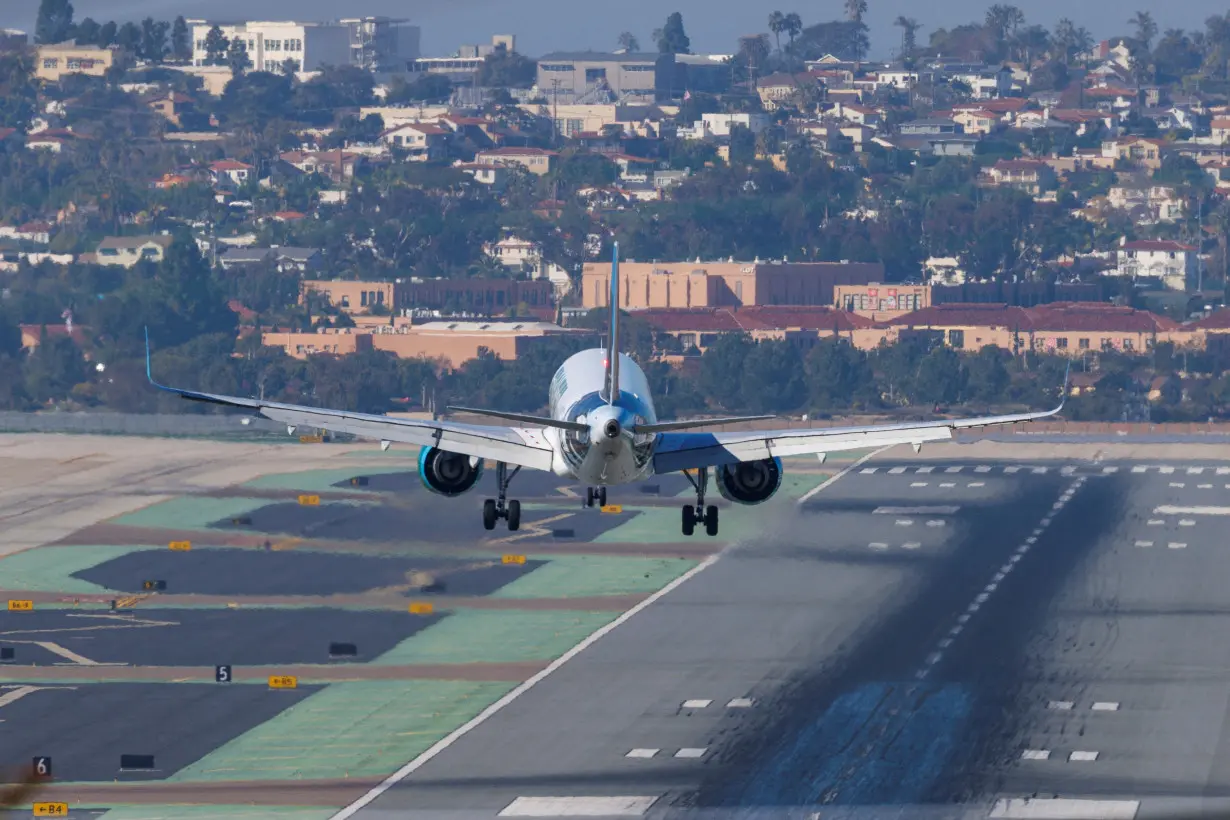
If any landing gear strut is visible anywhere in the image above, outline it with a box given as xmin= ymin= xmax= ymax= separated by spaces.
xmin=483 ymin=462 xmax=521 ymax=531
xmin=585 ymin=486 xmax=608 ymax=508
xmin=682 ymin=467 xmax=718 ymax=536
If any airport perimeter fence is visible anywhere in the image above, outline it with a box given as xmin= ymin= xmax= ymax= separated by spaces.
xmin=0 ymin=411 xmax=307 ymax=440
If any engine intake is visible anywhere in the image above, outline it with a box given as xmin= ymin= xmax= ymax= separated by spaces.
xmin=418 ymin=447 xmax=484 ymax=496
xmin=715 ymin=457 xmax=782 ymax=505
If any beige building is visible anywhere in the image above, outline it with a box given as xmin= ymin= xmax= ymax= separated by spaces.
xmin=35 ymin=42 xmax=118 ymax=82
xmin=263 ymin=319 xmax=595 ymax=367
xmin=474 ymin=147 xmax=556 ymax=176
xmin=834 ymin=283 xmax=931 ymax=321
xmin=95 ymin=235 xmax=174 ymax=268
xmin=536 ymin=51 xmax=672 ymax=104
xmin=582 ymin=260 xmax=883 ymax=310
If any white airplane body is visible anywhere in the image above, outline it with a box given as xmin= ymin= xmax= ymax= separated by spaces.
xmin=148 ymin=244 xmax=1062 ymax=535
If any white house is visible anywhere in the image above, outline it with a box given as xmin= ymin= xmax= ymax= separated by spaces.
xmin=1115 ymin=238 xmax=1198 ymax=291
xmin=677 ymin=112 xmax=770 ymax=140
xmin=209 ymin=159 xmax=253 ymax=186
xmin=379 ymin=123 xmax=448 ymax=161
xmin=1106 ymin=185 xmax=1185 ymax=224
xmin=188 ymin=18 xmax=417 ymax=73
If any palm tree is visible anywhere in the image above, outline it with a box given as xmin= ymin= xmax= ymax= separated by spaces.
xmin=783 ymin=12 xmax=803 ymax=52
xmin=1129 ymin=10 xmax=1157 ymax=51
xmin=894 ymin=15 xmax=920 ymax=58
xmin=985 ymin=4 xmax=1025 ymax=49
xmin=768 ymin=11 xmax=786 ymax=52
xmin=845 ymin=0 xmax=867 ymax=24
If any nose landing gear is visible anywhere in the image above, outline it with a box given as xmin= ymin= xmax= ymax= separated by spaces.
xmin=681 ymin=467 xmax=718 ymax=536
xmin=585 ymin=486 xmax=608 ymax=508
xmin=482 ymin=462 xmax=521 ymax=531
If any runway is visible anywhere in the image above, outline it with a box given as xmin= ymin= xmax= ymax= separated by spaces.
xmin=339 ymin=459 xmax=1230 ymax=820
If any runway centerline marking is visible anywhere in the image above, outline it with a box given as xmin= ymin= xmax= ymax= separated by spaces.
xmin=874 ymin=506 xmax=960 ymax=515
xmin=914 ymin=476 xmax=1084 ymax=681
xmin=1154 ymin=505 xmax=1230 ymax=515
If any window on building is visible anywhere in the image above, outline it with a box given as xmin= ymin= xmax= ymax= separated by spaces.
xmin=585 ymin=67 xmax=607 ymax=83
xmin=735 ymin=281 xmax=743 ymax=302
xmin=1123 ymin=338 xmax=1133 ymax=350
xmin=621 ymin=64 xmax=655 ymax=71
xmin=948 ymin=329 xmax=965 ymax=347
xmin=1057 ymin=337 xmax=1068 ymax=348
xmin=541 ymin=63 xmax=573 ymax=72
xmin=267 ymin=39 xmax=281 ymax=50
xmin=376 ymin=290 xmax=385 ymax=305
xmin=361 ymin=291 xmax=368 ymax=306
xmin=1079 ymin=338 xmax=1090 ymax=349
xmin=340 ymin=295 xmax=349 ymax=307
xmin=43 ymin=58 xmax=58 ymax=68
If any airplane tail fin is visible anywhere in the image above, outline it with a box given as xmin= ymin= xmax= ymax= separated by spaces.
xmin=606 ymin=241 xmax=620 ymax=404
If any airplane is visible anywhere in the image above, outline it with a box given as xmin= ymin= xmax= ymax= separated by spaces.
xmin=146 ymin=243 xmax=1064 ymax=537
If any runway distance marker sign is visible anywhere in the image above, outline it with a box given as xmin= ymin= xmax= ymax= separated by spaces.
xmin=168 ymin=541 xmax=191 ymax=551
xmin=601 ymin=504 xmax=623 ymax=514
xmin=8 ymin=600 xmax=32 ymax=611
xmin=268 ymin=675 xmax=298 ymax=689
xmin=502 ymin=554 xmax=527 ymax=565
xmin=298 ymin=494 xmax=321 ymax=506
xmin=408 ymin=602 xmax=434 ymax=615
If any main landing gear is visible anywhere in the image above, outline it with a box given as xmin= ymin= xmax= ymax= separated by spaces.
xmin=585 ymin=486 xmax=608 ymax=508
xmin=482 ymin=461 xmax=521 ymax=531
xmin=682 ymin=467 xmax=718 ymax=537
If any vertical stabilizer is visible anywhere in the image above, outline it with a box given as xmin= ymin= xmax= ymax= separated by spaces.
xmin=606 ymin=242 xmax=620 ymax=404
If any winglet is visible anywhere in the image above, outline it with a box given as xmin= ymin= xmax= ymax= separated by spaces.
xmin=144 ymin=326 xmax=154 ymax=385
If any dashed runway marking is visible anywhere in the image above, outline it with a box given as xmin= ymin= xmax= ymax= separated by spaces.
xmin=969 ymin=482 xmax=986 ymax=487
xmin=1021 ymin=749 xmax=1051 ymax=761
xmin=1147 ymin=519 xmax=1164 ymax=526
xmin=1169 ymin=542 xmax=1188 ymax=550
xmin=1069 ymin=750 xmax=1099 ymax=762
xmin=910 ymin=482 xmax=928 ymax=487
xmin=1199 ymin=484 xmax=1213 ymax=489
xmin=888 ymin=467 xmax=906 ymax=474
xmin=895 ymin=519 xmax=914 ymax=526
xmin=1091 ymin=701 xmax=1120 ymax=711
xmin=945 ymin=466 xmax=963 ymax=473
xmin=926 ymin=520 xmax=945 ymax=527
xmin=1135 ymin=541 xmax=1153 ymax=548
xmin=1170 ymin=482 xmax=1186 ymax=488
xmin=939 ymin=482 xmax=956 ymax=488
xmin=674 ymin=748 xmax=707 ymax=759
xmin=1180 ymin=519 xmax=1196 ymax=527
xmin=682 ymin=699 xmax=710 ymax=709
xmin=874 ymin=506 xmax=959 ymax=515
xmin=500 ymin=796 xmax=659 ymax=817
xmin=726 ymin=698 xmax=754 ymax=708
xmin=1048 ymin=701 xmax=1074 ymax=711
xmin=626 ymin=748 xmax=658 ymax=759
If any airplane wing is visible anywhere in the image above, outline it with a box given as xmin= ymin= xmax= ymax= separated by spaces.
xmin=652 ymin=404 xmax=1062 ymax=473
xmin=145 ymin=336 xmax=554 ymax=471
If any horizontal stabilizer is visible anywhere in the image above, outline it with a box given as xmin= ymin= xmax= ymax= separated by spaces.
xmin=632 ymin=415 xmax=776 ymax=434
xmin=446 ymin=406 xmax=588 ymax=433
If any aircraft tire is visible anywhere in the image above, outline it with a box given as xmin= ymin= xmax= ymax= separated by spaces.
xmin=508 ymin=500 xmax=521 ymax=531
xmin=482 ymin=499 xmax=497 ymax=530
xmin=705 ymin=505 xmax=718 ymax=537
xmin=681 ymin=505 xmax=695 ymax=536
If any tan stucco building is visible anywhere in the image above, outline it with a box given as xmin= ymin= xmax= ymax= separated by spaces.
xmin=582 ymin=260 xmax=883 ymax=310
xmin=36 ymin=42 xmax=118 ymax=82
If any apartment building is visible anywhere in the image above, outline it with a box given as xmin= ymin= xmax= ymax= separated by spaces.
xmin=94 ymin=235 xmax=174 ymax=268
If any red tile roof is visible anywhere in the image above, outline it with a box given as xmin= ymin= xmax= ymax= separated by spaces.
xmin=887 ymin=302 xmax=1178 ymax=333
xmin=887 ymin=304 xmax=1033 ymax=329
xmin=211 ymin=160 xmax=252 ymax=171
xmin=639 ymin=306 xmax=875 ymax=333
xmin=479 ymin=147 xmax=557 ymax=157
xmin=1191 ymin=309 xmax=1230 ymax=329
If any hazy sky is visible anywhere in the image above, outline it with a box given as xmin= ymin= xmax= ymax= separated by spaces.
xmin=0 ymin=0 xmax=1223 ymax=60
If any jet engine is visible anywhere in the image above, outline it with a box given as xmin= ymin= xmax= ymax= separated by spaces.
xmin=715 ymin=457 xmax=782 ymax=505
xmin=418 ymin=447 xmax=484 ymax=496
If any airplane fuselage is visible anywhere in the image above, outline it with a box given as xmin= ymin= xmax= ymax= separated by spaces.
xmin=545 ymin=348 xmax=657 ymax=486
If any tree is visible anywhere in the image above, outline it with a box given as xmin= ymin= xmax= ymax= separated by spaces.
xmin=617 ymin=31 xmax=640 ymax=52
xmin=476 ymin=48 xmax=536 ymax=88
xmin=985 ymin=4 xmax=1025 ymax=52
xmin=140 ymin=17 xmax=169 ymax=63
xmin=1130 ymin=10 xmax=1158 ymax=51
xmin=795 ymin=20 xmax=869 ymax=62
xmin=170 ymin=16 xmax=191 ymax=62
xmin=97 ymin=20 xmax=117 ymax=47
xmin=728 ymin=124 xmax=756 ymax=165
xmin=35 ymin=0 xmax=74 ymax=44
xmin=115 ymin=21 xmax=141 ymax=55
xmin=769 ymin=11 xmax=786 ymax=52
xmin=783 ymin=13 xmax=803 ymax=51
xmin=656 ymin=12 xmax=691 ymax=55
xmin=226 ymin=37 xmax=251 ymax=76
xmin=844 ymin=0 xmax=868 ymax=24
xmin=895 ymin=16 xmax=921 ymax=57
xmin=0 ymin=52 xmax=37 ymax=130
xmin=74 ymin=16 xmax=100 ymax=45
xmin=203 ymin=25 xmax=228 ymax=66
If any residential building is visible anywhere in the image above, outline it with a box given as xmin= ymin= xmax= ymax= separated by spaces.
xmin=948 ymin=65 xmax=1014 ymax=99
xmin=189 ymin=19 xmax=350 ymax=73
xmin=1212 ymin=117 xmax=1230 ymax=145
xmin=380 ymin=123 xmax=448 ymax=161
xmin=828 ymin=102 xmax=881 ymax=128
xmin=678 ymin=112 xmax=770 ymax=141
xmin=35 ymin=42 xmax=117 ymax=82
xmin=302 ymin=277 xmax=554 ymax=315
xmin=1114 ymin=238 xmax=1198 ymax=291
xmin=278 ymin=150 xmax=364 ymax=185
xmin=757 ymin=73 xmax=818 ymax=111
xmin=95 ymin=235 xmax=174 ymax=268
xmin=220 ymin=246 xmax=323 ymax=272
xmin=453 ymin=161 xmax=510 ymax=188
xmin=485 ymin=236 xmax=541 ymax=270
xmin=953 ymin=108 xmax=999 ymax=135
xmin=520 ymin=103 xmax=668 ymax=139
xmin=1105 ymin=185 xmax=1185 ymax=223
xmin=899 ymin=118 xmax=961 ymax=136
xmin=1102 ymin=136 xmax=1166 ymax=169
xmin=581 ymin=259 xmax=884 ymax=310
xmin=984 ymin=159 xmax=1057 ymax=196
xmin=473 ymin=147 xmax=556 ymax=176
xmin=536 ymin=51 xmax=673 ymax=104
xmin=25 ymin=128 xmax=83 ymax=153
xmin=147 ymin=93 xmax=196 ymax=127
xmin=209 ymin=159 xmax=253 ymax=186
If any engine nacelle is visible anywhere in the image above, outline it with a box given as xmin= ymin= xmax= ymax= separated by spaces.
xmin=715 ymin=457 xmax=783 ymax=505
xmin=418 ymin=447 xmax=484 ymax=496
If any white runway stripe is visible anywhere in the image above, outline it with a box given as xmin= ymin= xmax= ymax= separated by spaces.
xmin=500 ymin=797 xmax=659 ymax=816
